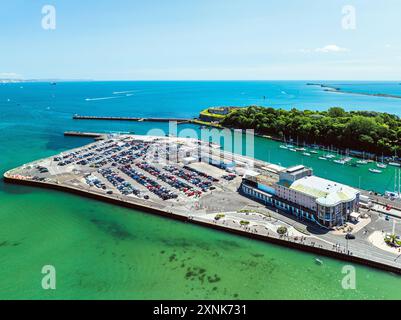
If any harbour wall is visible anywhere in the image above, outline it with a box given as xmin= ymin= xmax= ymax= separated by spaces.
xmin=73 ymin=115 xmax=191 ymax=123
xmin=3 ymin=175 xmax=401 ymax=276
xmin=64 ymin=131 xmax=106 ymax=138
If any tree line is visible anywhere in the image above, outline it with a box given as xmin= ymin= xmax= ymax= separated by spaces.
xmin=221 ymin=106 xmax=401 ymax=156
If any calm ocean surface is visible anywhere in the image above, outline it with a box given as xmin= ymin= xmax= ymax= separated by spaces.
xmin=1 ymin=81 xmax=401 ymax=299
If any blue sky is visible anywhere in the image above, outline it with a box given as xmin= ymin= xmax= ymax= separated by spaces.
xmin=1 ymin=0 xmax=400 ymax=80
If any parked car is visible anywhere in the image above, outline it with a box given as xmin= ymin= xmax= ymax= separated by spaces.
xmin=345 ymin=233 xmax=355 ymax=240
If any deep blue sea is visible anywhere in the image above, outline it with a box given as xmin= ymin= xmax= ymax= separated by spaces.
xmin=1 ymin=80 xmax=400 ymax=137
xmin=1 ymin=80 xmax=400 ymax=174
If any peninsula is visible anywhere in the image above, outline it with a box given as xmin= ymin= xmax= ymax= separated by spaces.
xmin=307 ymin=83 xmax=401 ymax=100
xmin=207 ymin=106 xmax=401 ymax=158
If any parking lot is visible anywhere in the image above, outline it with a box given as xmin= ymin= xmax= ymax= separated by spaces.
xmin=15 ymin=135 xmax=251 ymax=214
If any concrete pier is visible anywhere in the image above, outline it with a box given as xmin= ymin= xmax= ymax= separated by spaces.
xmin=73 ymin=115 xmax=192 ymax=123
xmin=64 ymin=131 xmax=106 ymax=139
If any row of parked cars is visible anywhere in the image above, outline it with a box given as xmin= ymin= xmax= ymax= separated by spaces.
xmin=222 ymin=174 xmax=236 ymax=181
xmin=83 ymin=145 xmax=122 ymax=167
xmin=85 ymin=175 xmax=106 ymax=190
xmin=183 ymin=166 xmax=219 ymax=183
xmin=120 ymin=165 xmax=177 ymax=200
xmin=163 ymin=165 xmax=213 ymax=192
xmin=136 ymin=162 xmax=201 ymax=197
xmin=74 ymin=140 xmax=151 ymax=169
xmin=55 ymin=140 xmax=116 ymax=166
xmin=109 ymin=144 xmax=150 ymax=166
xmin=35 ymin=165 xmax=49 ymax=173
xmin=99 ymin=168 xmax=141 ymax=196
xmin=56 ymin=150 xmax=93 ymax=166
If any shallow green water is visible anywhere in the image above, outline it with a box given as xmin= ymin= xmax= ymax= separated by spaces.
xmin=1 ymin=186 xmax=401 ymax=300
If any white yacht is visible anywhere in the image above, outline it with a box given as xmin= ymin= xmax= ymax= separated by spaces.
xmin=369 ymin=168 xmax=382 ymax=174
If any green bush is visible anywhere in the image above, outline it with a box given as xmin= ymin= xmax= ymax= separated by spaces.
xmin=277 ymin=226 xmax=288 ymax=235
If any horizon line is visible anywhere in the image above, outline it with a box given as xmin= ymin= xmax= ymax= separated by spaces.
xmin=2 ymin=79 xmax=401 ymax=82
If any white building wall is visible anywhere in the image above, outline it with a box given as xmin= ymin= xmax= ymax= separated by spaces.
xmin=275 ymin=185 xmax=317 ymax=211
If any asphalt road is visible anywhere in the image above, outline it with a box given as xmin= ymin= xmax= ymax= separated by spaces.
xmin=240 ymin=198 xmax=401 ymax=269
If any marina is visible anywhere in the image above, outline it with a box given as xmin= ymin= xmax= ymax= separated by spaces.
xmin=272 ymin=141 xmax=400 ymax=181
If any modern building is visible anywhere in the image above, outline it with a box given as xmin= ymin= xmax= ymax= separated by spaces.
xmin=240 ymin=165 xmax=360 ymax=228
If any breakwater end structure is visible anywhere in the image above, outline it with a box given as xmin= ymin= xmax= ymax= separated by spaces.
xmin=4 ymin=133 xmax=401 ymax=275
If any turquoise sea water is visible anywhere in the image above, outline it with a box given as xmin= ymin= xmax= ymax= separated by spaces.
xmin=1 ymin=81 xmax=401 ymax=299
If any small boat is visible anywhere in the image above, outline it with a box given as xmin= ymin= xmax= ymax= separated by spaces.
xmin=319 ymin=157 xmax=328 ymax=160
xmin=296 ymin=147 xmax=306 ymax=152
xmin=289 ymin=149 xmax=297 ymax=152
xmin=377 ymin=163 xmax=387 ymax=169
xmin=334 ymin=160 xmax=346 ymax=165
xmin=369 ymin=168 xmax=382 ymax=174
xmin=324 ymin=154 xmax=336 ymax=159
xmin=315 ymin=258 xmax=323 ymax=265
xmin=385 ymin=191 xmax=400 ymax=199
xmin=280 ymin=145 xmax=288 ymax=149
xmin=357 ymin=160 xmax=368 ymax=165
xmin=389 ymin=162 xmax=401 ymax=167
xmin=343 ymin=157 xmax=353 ymax=163
xmin=303 ymin=152 xmax=311 ymax=156
xmin=310 ymin=150 xmax=318 ymax=154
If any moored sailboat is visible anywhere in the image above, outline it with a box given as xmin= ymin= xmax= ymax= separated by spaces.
xmin=369 ymin=168 xmax=382 ymax=174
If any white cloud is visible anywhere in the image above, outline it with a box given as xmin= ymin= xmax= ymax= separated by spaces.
xmin=315 ymin=45 xmax=349 ymax=53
